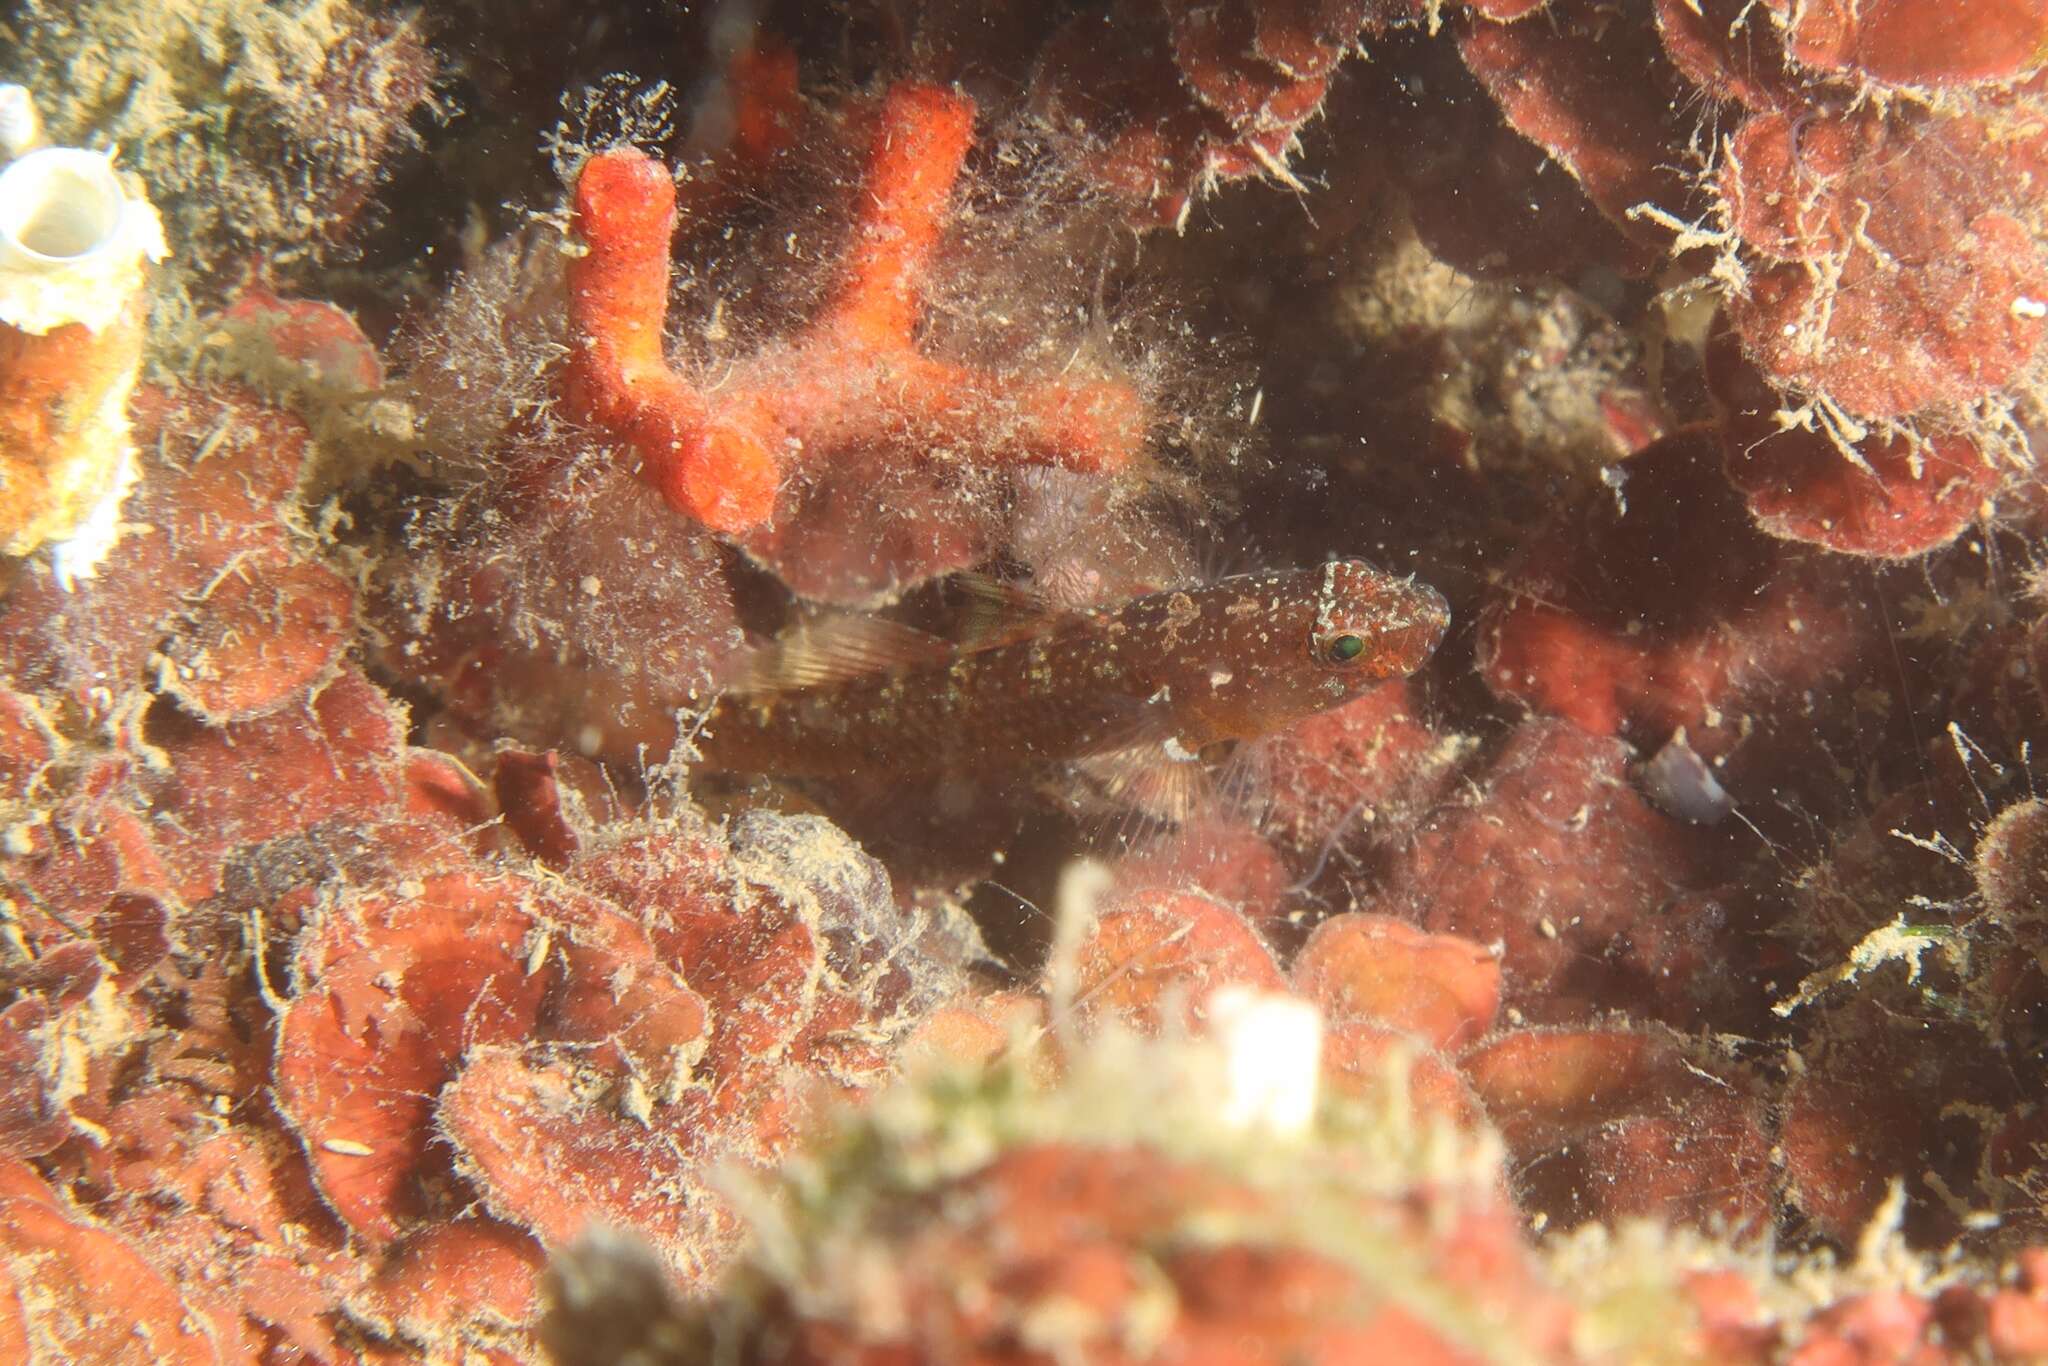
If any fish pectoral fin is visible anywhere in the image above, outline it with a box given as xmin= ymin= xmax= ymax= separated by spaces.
xmin=950 ymin=571 xmax=1074 ymax=649
xmin=1071 ymin=738 xmax=1215 ymax=827
xmin=736 ymin=613 xmax=954 ymax=693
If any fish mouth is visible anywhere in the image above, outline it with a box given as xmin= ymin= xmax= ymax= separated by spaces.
xmin=1372 ymin=577 xmax=1452 ymax=676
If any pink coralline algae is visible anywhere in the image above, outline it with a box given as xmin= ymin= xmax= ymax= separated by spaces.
xmin=1764 ymin=0 xmax=2048 ymax=89
xmin=1258 ymin=677 xmax=1467 ymax=877
xmin=1716 ymin=104 xmax=2048 ymax=423
xmin=1478 ymin=431 xmax=1874 ymax=755
xmin=1292 ymin=910 xmax=1499 ymax=1055
xmin=1358 ymin=718 xmax=1733 ymax=1026
xmin=1415 ymin=0 xmax=2047 ymax=559
xmin=532 ymin=1012 xmax=1583 ymax=1366
xmin=0 ymin=365 xmax=968 ymax=1355
xmin=1713 ymin=332 xmax=2008 ymax=560
xmin=677 ymin=1138 xmax=1575 ymax=1365
xmin=1462 ymin=1025 xmax=1775 ymax=1238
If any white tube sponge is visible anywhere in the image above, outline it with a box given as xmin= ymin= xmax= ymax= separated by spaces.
xmin=0 ymin=138 xmax=168 ymax=585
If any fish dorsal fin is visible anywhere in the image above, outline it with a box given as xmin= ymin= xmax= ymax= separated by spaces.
xmin=738 ymin=613 xmax=954 ymax=693
xmin=951 ymin=571 xmax=1072 ymax=650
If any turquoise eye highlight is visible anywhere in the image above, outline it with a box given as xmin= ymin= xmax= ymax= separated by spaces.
xmin=1326 ymin=633 xmax=1365 ymax=663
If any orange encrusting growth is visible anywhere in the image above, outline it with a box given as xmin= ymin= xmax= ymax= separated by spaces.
xmin=562 ymin=82 xmax=1149 ymax=537
xmin=0 ymin=299 xmax=146 ymax=559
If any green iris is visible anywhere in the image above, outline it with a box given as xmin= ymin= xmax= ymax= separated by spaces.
xmin=1326 ymin=633 xmax=1365 ymax=663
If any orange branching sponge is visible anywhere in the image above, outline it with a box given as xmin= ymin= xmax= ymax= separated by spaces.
xmin=563 ymin=150 xmax=777 ymax=534
xmin=562 ymin=82 xmax=1149 ymax=536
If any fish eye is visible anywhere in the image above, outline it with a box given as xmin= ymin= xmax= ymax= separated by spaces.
xmin=1324 ymin=633 xmax=1366 ymax=664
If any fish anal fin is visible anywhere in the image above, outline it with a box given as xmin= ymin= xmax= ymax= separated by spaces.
xmin=739 ymin=613 xmax=954 ymax=693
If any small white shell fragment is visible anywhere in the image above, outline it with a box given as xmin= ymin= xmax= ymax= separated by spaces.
xmin=1206 ymin=986 xmax=1323 ymax=1138
xmin=1639 ymin=728 xmax=1733 ymax=826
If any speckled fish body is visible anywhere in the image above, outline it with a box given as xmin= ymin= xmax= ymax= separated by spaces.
xmin=695 ymin=559 xmax=1450 ymax=779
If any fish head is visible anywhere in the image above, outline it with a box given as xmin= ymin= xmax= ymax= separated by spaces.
xmin=1168 ymin=559 xmax=1451 ymax=746
xmin=1306 ymin=558 xmax=1452 ymax=684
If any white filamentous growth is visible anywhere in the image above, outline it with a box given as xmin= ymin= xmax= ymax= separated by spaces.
xmin=48 ymin=444 xmax=138 ymax=591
